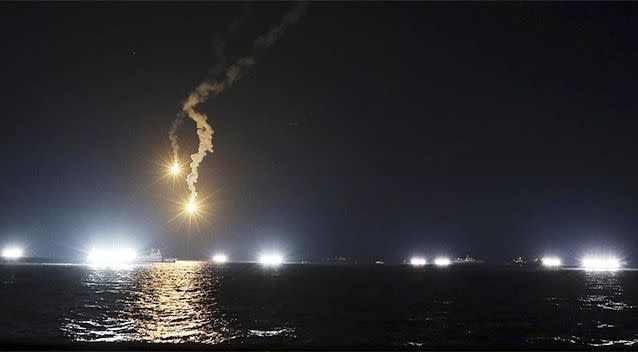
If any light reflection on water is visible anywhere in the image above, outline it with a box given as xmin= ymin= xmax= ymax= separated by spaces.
xmin=571 ymin=270 xmax=638 ymax=347
xmin=62 ymin=262 xmax=238 ymax=343
xmin=18 ymin=264 xmax=634 ymax=347
xmin=579 ymin=270 xmax=630 ymax=311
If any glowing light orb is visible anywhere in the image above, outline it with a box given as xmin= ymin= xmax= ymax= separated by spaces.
xmin=2 ymin=246 xmax=24 ymax=259
xmin=582 ymin=256 xmax=621 ymax=271
xmin=434 ymin=257 xmax=451 ymax=266
xmin=87 ymin=248 xmax=137 ymax=266
xmin=169 ymin=163 xmax=181 ymax=175
xmin=186 ymin=201 xmax=197 ymax=214
xmin=541 ymin=257 xmax=562 ymax=267
xmin=212 ymin=254 xmax=228 ymax=264
xmin=410 ymin=257 xmax=427 ymax=266
xmin=259 ymin=254 xmax=283 ymax=266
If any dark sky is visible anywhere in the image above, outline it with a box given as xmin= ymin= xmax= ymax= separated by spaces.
xmin=1 ymin=2 xmax=637 ymax=263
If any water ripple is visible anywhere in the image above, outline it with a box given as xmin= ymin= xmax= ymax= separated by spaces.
xmin=61 ymin=261 xmax=240 ymax=344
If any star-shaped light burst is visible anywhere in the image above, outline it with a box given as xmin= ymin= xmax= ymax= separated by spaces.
xmin=186 ymin=199 xmax=198 ymax=215
xmin=164 ymin=192 xmax=216 ymax=232
xmin=169 ymin=163 xmax=181 ymax=176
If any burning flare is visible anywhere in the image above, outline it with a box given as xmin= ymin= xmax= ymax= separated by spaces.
xmin=186 ymin=199 xmax=198 ymax=215
xmin=169 ymin=163 xmax=181 ymax=176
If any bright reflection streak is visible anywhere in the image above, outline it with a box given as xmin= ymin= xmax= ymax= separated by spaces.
xmin=434 ymin=257 xmax=451 ymax=266
xmin=62 ymin=261 xmax=237 ymax=343
xmin=410 ymin=257 xmax=427 ymax=266
xmin=2 ymin=246 xmax=24 ymax=259
xmin=259 ymin=253 xmax=283 ymax=266
xmin=87 ymin=248 xmax=137 ymax=267
xmin=212 ymin=254 xmax=228 ymax=264
xmin=541 ymin=256 xmax=562 ymax=267
xmin=582 ymin=256 xmax=621 ymax=271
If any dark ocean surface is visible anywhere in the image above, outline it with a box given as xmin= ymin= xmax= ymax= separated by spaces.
xmin=1 ymin=262 xmax=637 ymax=348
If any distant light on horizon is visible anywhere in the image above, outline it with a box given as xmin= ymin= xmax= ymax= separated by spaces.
xmin=87 ymin=248 xmax=137 ymax=266
xmin=259 ymin=253 xmax=283 ymax=266
xmin=582 ymin=256 xmax=621 ymax=271
xmin=212 ymin=253 xmax=228 ymax=264
xmin=434 ymin=257 xmax=451 ymax=266
xmin=410 ymin=257 xmax=427 ymax=266
xmin=541 ymin=256 xmax=562 ymax=267
xmin=2 ymin=246 xmax=24 ymax=259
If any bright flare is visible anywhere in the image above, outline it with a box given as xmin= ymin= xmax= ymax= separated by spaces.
xmin=170 ymin=163 xmax=181 ymax=176
xmin=410 ymin=257 xmax=427 ymax=266
xmin=434 ymin=257 xmax=451 ymax=266
xmin=212 ymin=254 xmax=228 ymax=264
xmin=582 ymin=256 xmax=621 ymax=271
xmin=541 ymin=257 xmax=562 ymax=267
xmin=186 ymin=200 xmax=197 ymax=214
xmin=2 ymin=246 xmax=24 ymax=259
xmin=259 ymin=254 xmax=283 ymax=266
xmin=87 ymin=248 xmax=137 ymax=266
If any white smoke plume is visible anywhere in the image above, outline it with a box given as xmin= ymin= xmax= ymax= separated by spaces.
xmin=168 ymin=112 xmax=185 ymax=163
xmin=168 ymin=4 xmax=251 ymax=165
xmin=181 ymin=2 xmax=307 ymax=203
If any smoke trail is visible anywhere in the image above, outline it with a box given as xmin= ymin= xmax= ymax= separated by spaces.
xmin=168 ymin=112 xmax=184 ymax=163
xmin=183 ymin=2 xmax=307 ymax=203
xmin=183 ymin=57 xmax=255 ymax=202
xmin=168 ymin=4 xmax=251 ymax=165
xmin=209 ymin=3 xmax=252 ymax=76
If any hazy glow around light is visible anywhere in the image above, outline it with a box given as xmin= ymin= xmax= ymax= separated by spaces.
xmin=87 ymin=248 xmax=137 ymax=266
xmin=582 ymin=256 xmax=621 ymax=271
xmin=170 ymin=163 xmax=181 ymax=175
xmin=212 ymin=254 xmax=228 ymax=264
xmin=410 ymin=257 xmax=427 ymax=266
xmin=259 ymin=253 xmax=283 ymax=266
xmin=186 ymin=201 xmax=197 ymax=214
xmin=541 ymin=256 xmax=562 ymax=267
xmin=2 ymin=246 xmax=24 ymax=259
xmin=434 ymin=257 xmax=451 ymax=266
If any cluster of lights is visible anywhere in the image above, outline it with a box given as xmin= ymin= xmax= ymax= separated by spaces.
xmin=2 ymin=246 xmax=24 ymax=259
xmin=582 ymin=256 xmax=621 ymax=271
xmin=434 ymin=257 xmax=451 ymax=266
xmin=409 ymin=256 xmax=450 ymax=266
xmin=541 ymin=256 xmax=562 ymax=267
xmin=410 ymin=257 xmax=427 ymax=266
xmin=87 ymin=248 xmax=137 ymax=266
xmin=212 ymin=253 xmax=228 ymax=264
xmin=259 ymin=254 xmax=283 ymax=266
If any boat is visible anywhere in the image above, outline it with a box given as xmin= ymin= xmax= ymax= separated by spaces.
xmin=138 ymin=249 xmax=176 ymax=263
xmin=453 ymin=254 xmax=482 ymax=264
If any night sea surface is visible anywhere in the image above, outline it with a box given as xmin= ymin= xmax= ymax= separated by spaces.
xmin=1 ymin=262 xmax=638 ymax=348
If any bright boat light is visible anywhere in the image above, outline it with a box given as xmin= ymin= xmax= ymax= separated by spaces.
xmin=212 ymin=254 xmax=228 ymax=264
xmin=410 ymin=257 xmax=427 ymax=266
xmin=541 ymin=257 xmax=562 ymax=267
xmin=2 ymin=246 xmax=24 ymax=259
xmin=582 ymin=256 xmax=621 ymax=271
xmin=259 ymin=254 xmax=283 ymax=266
xmin=87 ymin=248 xmax=137 ymax=266
xmin=434 ymin=257 xmax=451 ymax=266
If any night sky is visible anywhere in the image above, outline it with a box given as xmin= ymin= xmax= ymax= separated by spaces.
xmin=1 ymin=2 xmax=637 ymax=263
